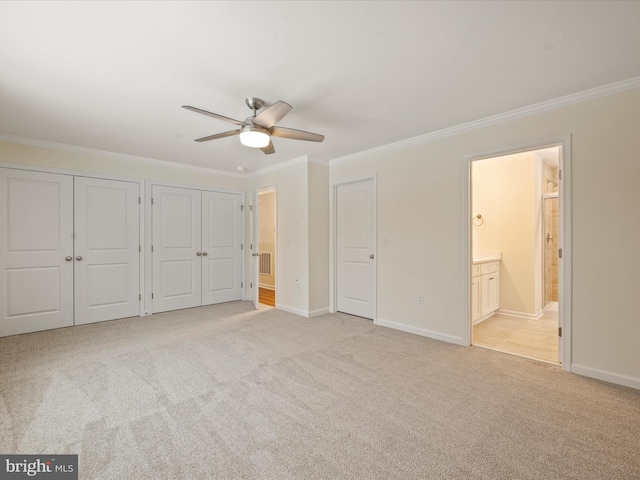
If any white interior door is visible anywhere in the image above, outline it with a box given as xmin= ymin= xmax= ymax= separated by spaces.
xmin=0 ymin=168 xmax=74 ymax=336
xmin=152 ymin=185 xmax=202 ymax=313
xmin=74 ymin=177 xmax=140 ymax=325
xmin=202 ymin=191 xmax=243 ymax=305
xmin=336 ymin=179 xmax=376 ymax=319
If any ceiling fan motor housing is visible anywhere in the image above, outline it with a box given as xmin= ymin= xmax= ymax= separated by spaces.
xmin=245 ymin=97 xmax=265 ymax=112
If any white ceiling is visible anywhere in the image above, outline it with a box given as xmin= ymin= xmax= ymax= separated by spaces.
xmin=1 ymin=1 xmax=639 ymax=175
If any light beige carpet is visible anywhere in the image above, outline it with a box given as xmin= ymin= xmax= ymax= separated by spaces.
xmin=0 ymin=302 xmax=638 ymax=479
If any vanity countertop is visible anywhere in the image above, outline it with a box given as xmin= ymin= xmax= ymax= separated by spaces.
xmin=472 ymin=253 xmax=502 ymax=264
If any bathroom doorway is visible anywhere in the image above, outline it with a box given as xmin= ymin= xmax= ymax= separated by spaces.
xmin=470 ymin=145 xmax=564 ymax=365
xmin=257 ymin=188 xmax=276 ymax=307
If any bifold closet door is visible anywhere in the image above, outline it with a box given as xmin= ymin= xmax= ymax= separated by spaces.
xmin=74 ymin=177 xmax=140 ymax=325
xmin=152 ymin=185 xmax=202 ymax=313
xmin=0 ymin=168 xmax=74 ymax=336
xmin=201 ymin=191 xmax=243 ymax=305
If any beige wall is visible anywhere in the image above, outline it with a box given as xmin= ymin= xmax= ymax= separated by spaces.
xmin=308 ymin=162 xmax=329 ymax=314
xmin=0 ymin=140 xmax=245 ymax=191
xmin=330 ymin=88 xmax=640 ymax=385
xmin=248 ymin=158 xmax=310 ymax=315
xmin=258 ymin=191 xmax=276 ymax=289
xmin=249 ymin=159 xmax=330 ymax=316
xmin=472 ymin=152 xmax=537 ymax=315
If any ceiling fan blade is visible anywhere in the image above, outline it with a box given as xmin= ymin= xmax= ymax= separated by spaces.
xmin=253 ymin=101 xmax=292 ymax=128
xmin=194 ymin=130 xmax=240 ymax=142
xmin=270 ymin=126 xmax=324 ymax=142
xmin=182 ymin=105 xmax=245 ymax=126
xmin=260 ymin=140 xmax=275 ymax=155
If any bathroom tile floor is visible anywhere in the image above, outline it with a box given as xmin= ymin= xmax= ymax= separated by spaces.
xmin=473 ymin=310 xmax=559 ymax=364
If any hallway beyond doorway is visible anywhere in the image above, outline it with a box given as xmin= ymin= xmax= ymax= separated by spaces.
xmin=259 ymin=287 xmax=275 ymax=307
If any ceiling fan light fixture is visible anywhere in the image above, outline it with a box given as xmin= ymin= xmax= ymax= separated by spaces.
xmin=183 ymin=98 xmax=323 ymax=156
xmin=239 ymin=125 xmax=270 ymax=148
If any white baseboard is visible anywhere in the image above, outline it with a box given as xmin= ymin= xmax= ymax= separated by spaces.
xmin=376 ymin=318 xmax=466 ymax=346
xmin=262 ymin=304 xmax=329 ymax=318
xmin=275 ymin=304 xmax=310 ymax=318
xmin=496 ymin=309 xmax=544 ymax=320
xmin=571 ymin=364 xmax=640 ymax=390
xmin=472 ymin=312 xmax=495 ymax=325
xmin=258 ymin=284 xmax=275 ymax=290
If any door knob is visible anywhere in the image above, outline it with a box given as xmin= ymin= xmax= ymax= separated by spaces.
xmin=202 ymin=252 xmax=208 ymax=256
xmin=252 ymin=253 xmax=260 ymax=257
xmin=196 ymin=252 xmax=202 ymax=256
xmin=65 ymin=256 xmax=73 ymax=261
xmin=370 ymin=254 xmax=374 ymax=259
xmin=76 ymin=256 xmax=83 ymax=261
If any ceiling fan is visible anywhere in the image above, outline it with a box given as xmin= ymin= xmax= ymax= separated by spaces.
xmin=182 ymin=97 xmax=324 ymax=155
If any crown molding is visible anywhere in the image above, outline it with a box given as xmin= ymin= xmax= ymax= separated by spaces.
xmin=0 ymin=134 xmax=244 ymax=178
xmin=329 ymin=75 xmax=640 ymax=167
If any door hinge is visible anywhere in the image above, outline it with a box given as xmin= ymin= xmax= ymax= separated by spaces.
xmin=250 ymin=205 xmax=253 ymax=212
xmin=139 ymin=197 xmax=141 ymax=204
xmin=559 ymin=170 xmax=563 ymax=180
xmin=139 ymin=245 xmax=141 ymax=252
xmin=241 ymin=205 xmax=244 ymax=211
xmin=558 ymin=248 xmax=563 ymax=258
xmin=151 ymin=198 xmax=154 ymax=205
xmin=241 ymin=244 xmax=243 ymax=250
xmin=250 ymin=282 xmax=253 ymax=288
xmin=151 ymin=245 xmax=154 ymax=252
xmin=250 ymin=243 xmax=253 ymax=250
xmin=152 ymin=293 xmax=154 ymax=299
xmin=139 ymin=294 xmax=141 ymax=301
xmin=241 ymin=282 xmax=243 ymax=288
xmin=558 ymin=327 xmax=562 ymax=337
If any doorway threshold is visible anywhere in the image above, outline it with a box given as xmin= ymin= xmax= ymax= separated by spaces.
xmin=473 ymin=344 xmax=561 ymax=366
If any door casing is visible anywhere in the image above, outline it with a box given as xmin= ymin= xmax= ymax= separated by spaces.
xmin=464 ymin=136 xmax=572 ymax=371
xmin=251 ymin=186 xmax=278 ymax=309
xmin=0 ymin=163 xmax=145 ymax=336
xmin=330 ymin=175 xmax=377 ymax=321
xmin=145 ymin=180 xmax=245 ymax=315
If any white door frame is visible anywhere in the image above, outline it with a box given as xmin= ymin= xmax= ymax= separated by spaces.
xmin=254 ymin=186 xmax=277 ymax=307
xmin=464 ymin=136 xmax=572 ymax=371
xmin=248 ymin=192 xmax=258 ymax=308
xmin=145 ymin=179 xmax=245 ymax=315
xmin=330 ymin=175 xmax=377 ymax=322
xmin=0 ymin=161 xmax=145 ymax=318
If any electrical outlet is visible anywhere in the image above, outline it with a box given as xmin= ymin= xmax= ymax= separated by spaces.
xmin=417 ymin=294 xmax=424 ymax=304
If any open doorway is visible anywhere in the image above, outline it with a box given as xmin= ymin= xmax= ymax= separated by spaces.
xmin=470 ymin=146 xmax=562 ymax=365
xmin=257 ymin=189 xmax=276 ymax=307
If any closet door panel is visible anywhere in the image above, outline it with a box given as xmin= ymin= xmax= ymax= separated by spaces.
xmin=0 ymin=168 xmax=74 ymax=336
xmin=74 ymin=177 xmax=140 ymax=325
xmin=202 ymin=191 xmax=242 ymax=305
xmin=152 ymin=185 xmax=202 ymax=313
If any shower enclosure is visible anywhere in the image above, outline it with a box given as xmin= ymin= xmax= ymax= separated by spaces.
xmin=543 ymin=195 xmax=559 ymax=308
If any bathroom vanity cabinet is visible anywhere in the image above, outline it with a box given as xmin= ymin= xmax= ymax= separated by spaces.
xmin=471 ymin=257 xmax=500 ymax=324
